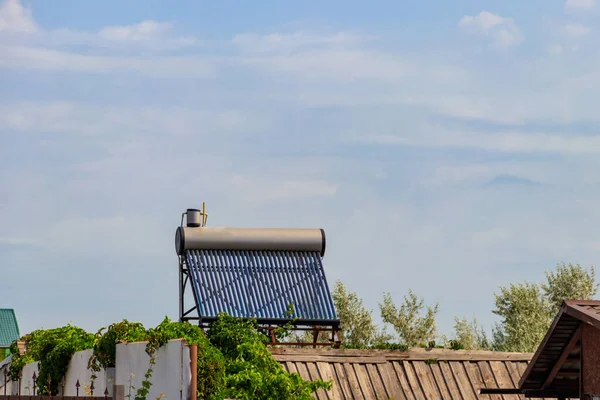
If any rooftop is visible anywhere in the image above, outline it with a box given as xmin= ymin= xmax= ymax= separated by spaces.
xmin=0 ymin=309 xmax=19 ymax=348
xmin=269 ymin=347 xmax=566 ymax=399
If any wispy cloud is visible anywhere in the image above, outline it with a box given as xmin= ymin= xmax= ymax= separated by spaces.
xmin=0 ymin=44 xmax=217 ymax=76
xmin=0 ymin=0 xmax=36 ymax=33
xmin=565 ymin=0 xmax=595 ymax=9
xmin=458 ymin=11 xmax=523 ymax=47
xmin=227 ymin=175 xmax=339 ymax=201
xmin=98 ymin=20 xmax=172 ymax=41
xmin=361 ymin=129 xmax=600 ymax=154
xmin=564 ymin=23 xmax=591 ymax=36
xmin=232 ymin=31 xmax=364 ymax=53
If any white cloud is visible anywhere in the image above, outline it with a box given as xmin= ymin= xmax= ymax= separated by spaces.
xmin=43 ymin=215 xmax=163 ymax=255
xmin=565 ymin=0 xmax=595 ymax=9
xmin=458 ymin=11 xmax=522 ymax=47
xmin=98 ymin=20 xmax=172 ymax=41
xmin=0 ymin=101 xmax=268 ymax=137
xmin=564 ymin=23 xmax=591 ymax=36
xmin=0 ymin=44 xmax=216 ymax=76
xmin=0 ymin=236 xmax=38 ymax=246
xmin=227 ymin=175 xmax=339 ymax=201
xmin=232 ymin=31 xmax=363 ymax=53
xmin=240 ymin=49 xmax=410 ymax=83
xmin=0 ymin=0 xmax=37 ymax=33
xmin=471 ymin=228 xmax=512 ymax=248
xmin=362 ymin=130 xmax=600 ymax=154
xmin=548 ymin=44 xmax=564 ymax=55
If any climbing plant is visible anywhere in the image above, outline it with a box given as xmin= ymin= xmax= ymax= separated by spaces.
xmin=145 ymin=317 xmax=226 ymax=399
xmin=9 ymin=324 xmax=94 ymax=395
xmin=8 ymin=315 xmax=332 ymax=400
xmin=207 ymin=314 xmax=332 ymax=400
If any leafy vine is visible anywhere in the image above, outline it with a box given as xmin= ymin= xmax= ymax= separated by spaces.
xmin=8 ymin=314 xmax=333 ymax=400
xmin=8 ymin=324 xmax=94 ymax=395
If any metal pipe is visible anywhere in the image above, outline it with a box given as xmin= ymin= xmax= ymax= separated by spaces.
xmin=189 ymin=345 xmax=197 ymax=400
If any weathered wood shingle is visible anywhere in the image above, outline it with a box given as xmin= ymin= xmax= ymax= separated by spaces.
xmin=271 ymin=348 xmax=570 ymax=399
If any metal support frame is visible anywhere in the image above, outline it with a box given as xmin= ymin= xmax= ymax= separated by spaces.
xmin=179 ymin=255 xmax=200 ymax=322
xmin=197 ymin=321 xmax=342 ymax=348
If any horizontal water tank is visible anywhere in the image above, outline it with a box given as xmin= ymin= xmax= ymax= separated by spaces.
xmin=175 ymin=227 xmax=326 ymax=256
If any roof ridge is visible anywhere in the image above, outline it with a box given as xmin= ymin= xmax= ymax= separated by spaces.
xmin=269 ymin=347 xmax=533 ymax=362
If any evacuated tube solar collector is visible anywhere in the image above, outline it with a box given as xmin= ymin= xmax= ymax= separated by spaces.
xmin=176 ymin=204 xmax=339 ymax=344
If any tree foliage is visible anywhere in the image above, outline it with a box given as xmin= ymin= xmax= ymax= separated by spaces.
xmin=492 ymin=282 xmax=550 ymax=352
xmin=452 ymin=316 xmax=491 ymax=350
xmin=379 ymin=290 xmax=439 ymax=347
xmin=492 ymin=262 xmax=598 ymax=352
xmin=207 ymin=315 xmax=331 ymax=399
xmin=332 ymin=281 xmax=382 ymax=348
xmin=542 ymin=262 xmax=598 ymax=315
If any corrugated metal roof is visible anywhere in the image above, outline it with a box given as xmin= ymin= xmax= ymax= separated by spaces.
xmin=185 ymin=249 xmax=338 ymax=322
xmin=0 ymin=309 xmax=19 ymax=348
xmin=271 ymin=348 xmax=572 ymax=399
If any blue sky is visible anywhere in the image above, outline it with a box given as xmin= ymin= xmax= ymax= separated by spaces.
xmin=2 ymin=0 xmax=600 ymax=338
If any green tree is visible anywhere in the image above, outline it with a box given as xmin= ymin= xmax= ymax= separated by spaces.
xmin=492 ymin=282 xmax=549 ymax=352
xmin=492 ymin=262 xmax=598 ymax=352
xmin=542 ymin=262 xmax=598 ymax=315
xmin=332 ymin=281 xmax=382 ymax=348
xmin=379 ymin=289 xmax=439 ymax=347
xmin=452 ymin=316 xmax=491 ymax=350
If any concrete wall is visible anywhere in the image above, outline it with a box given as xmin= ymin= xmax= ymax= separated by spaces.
xmin=0 ymin=358 xmax=39 ymax=396
xmin=0 ymin=339 xmax=191 ymax=400
xmin=63 ymin=349 xmax=115 ymax=396
xmin=115 ymin=339 xmax=191 ymax=400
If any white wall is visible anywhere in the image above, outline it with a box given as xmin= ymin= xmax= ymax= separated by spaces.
xmin=63 ymin=349 xmax=115 ymax=396
xmin=0 ymin=339 xmax=191 ymax=400
xmin=115 ymin=339 xmax=191 ymax=400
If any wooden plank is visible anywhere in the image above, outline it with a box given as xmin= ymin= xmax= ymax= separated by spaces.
xmin=543 ymin=325 xmax=581 ymax=390
xmin=402 ymin=361 xmax=426 ymax=400
xmin=476 ymin=361 xmax=503 ymax=400
xmin=286 ymin=361 xmax=299 ymax=374
xmin=463 ymin=361 xmax=490 ymax=400
xmin=333 ymin=363 xmax=354 ymax=400
xmin=269 ymin=348 xmax=534 ymax=361
xmin=489 ymin=361 xmax=520 ymax=400
xmin=306 ymin=362 xmax=328 ymax=400
xmin=392 ymin=361 xmax=417 ymax=400
xmin=513 ymin=361 xmax=527 ymax=377
xmin=365 ymin=363 xmax=388 ymax=400
xmin=317 ymin=361 xmax=341 ymax=400
xmin=429 ymin=363 xmax=453 ymax=399
xmin=377 ymin=363 xmax=406 ymax=400
xmin=274 ymin=355 xmax=388 ymax=364
xmin=412 ymin=361 xmax=441 ymax=399
xmin=343 ymin=363 xmax=364 ymax=400
xmin=439 ymin=361 xmax=464 ymax=400
xmin=296 ymin=362 xmax=312 ymax=381
xmin=504 ymin=362 xmax=523 ymax=388
xmin=517 ymin=306 xmax=567 ymax=388
xmin=449 ymin=361 xmax=477 ymax=400
xmin=353 ymin=364 xmax=377 ymax=399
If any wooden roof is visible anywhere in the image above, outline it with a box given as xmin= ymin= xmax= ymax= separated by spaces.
xmin=509 ymin=300 xmax=600 ymax=399
xmin=270 ymin=347 xmax=566 ymax=399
